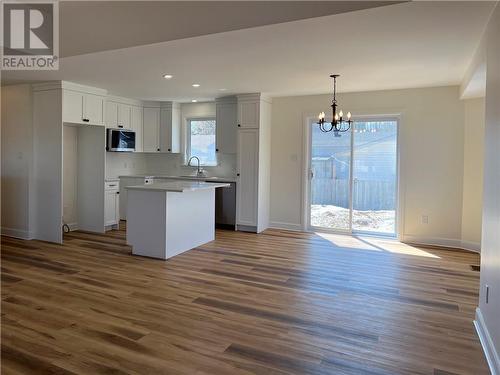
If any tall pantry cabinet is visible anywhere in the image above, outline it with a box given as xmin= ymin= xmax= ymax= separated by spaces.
xmin=235 ymin=94 xmax=272 ymax=233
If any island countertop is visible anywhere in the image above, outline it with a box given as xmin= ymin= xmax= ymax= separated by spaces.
xmin=125 ymin=181 xmax=230 ymax=193
xmin=117 ymin=175 xmax=237 ymax=183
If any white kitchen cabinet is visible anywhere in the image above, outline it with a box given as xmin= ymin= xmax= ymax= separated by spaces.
xmin=236 ymin=128 xmax=259 ymax=227
xmin=143 ymin=107 xmax=160 ymax=152
xmin=63 ymin=90 xmax=105 ymax=126
xmin=105 ymin=101 xmax=118 ymax=128
xmin=63 ymin=90 xmax=84 ymax=124
xmin=238 ymin=99 xmax=260 ymax=128
xmin=85 ymin=94 xmax=105 ymax=125
xmin=235 ymin=94 xmax=272 ymax=233
xmin=216 ymin=99 xmax=238 ymax=154
xmin=159 ymin=103 xmax=181 ymax=153
xmin=131 ymin=106 xmax=143 ymax=152
xmin=118 ymin=103 xmax=132 ymax=129
xmin=105 ymin=182 xmax=120 ymax=229
xmin=106 ymin=101 xmax=132 ymax=129
xmin=160 ymin=108 xmax=173 ymax=153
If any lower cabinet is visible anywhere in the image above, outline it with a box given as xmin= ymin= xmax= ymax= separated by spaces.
xmin=105 ymin=182 xmax=120 ymax=229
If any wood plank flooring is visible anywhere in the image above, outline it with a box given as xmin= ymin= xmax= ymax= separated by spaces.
xmin=1 ymin=225 xmax=489 ymax=375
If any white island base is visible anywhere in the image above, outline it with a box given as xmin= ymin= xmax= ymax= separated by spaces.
xmin=126 ymin=182 xmax=229 ymax=260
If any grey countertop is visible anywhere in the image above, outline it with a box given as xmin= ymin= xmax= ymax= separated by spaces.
xmin=116 ymin=174 xmax=237 ymax=183
xmin=126 ymin=181 xmax=230 ymax=192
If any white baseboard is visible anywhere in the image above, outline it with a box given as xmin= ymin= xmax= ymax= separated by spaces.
xmin=1 ymin=227 xmax=33 ymax=240
xmin=66 ymin=222 xmax=78 ymax=231
xmin=475 ymin=307 xmax=500 ymax=375
xmin=461 ymin=240 xmax=481 ymax=253
xmin=269 ymin=221 xmax=303 ymax=231
xmin=402 ymin=235 xmax=480 ymax=253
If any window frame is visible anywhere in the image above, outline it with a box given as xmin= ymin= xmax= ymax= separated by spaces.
xmin=185 ymin=116 xmax=217 ymax=166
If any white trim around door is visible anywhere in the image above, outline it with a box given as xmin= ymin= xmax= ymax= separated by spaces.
xmin=302 ymin=113 xmax=402 ymax=239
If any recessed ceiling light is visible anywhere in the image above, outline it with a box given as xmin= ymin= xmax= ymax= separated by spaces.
xmin=163 ymin=74 xmax=173 ymax=79
xmin=191 ymin=99 xmax=198 ymax=103
xmin=192 ymin=83 xmax=200 ymax=87
xmin=218 ymin=88 xmax=227 ymax=91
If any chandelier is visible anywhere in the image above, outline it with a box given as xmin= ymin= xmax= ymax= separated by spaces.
xmin=318 ymin=74 xmax=352 ymax=135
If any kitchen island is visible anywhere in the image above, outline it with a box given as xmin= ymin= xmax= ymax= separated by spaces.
xmin=126 ymin=181 xmax=229 ymax=260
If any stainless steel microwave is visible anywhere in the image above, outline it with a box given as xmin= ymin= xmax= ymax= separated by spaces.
xmin=106 ymin=128 xmax=136 ymax=152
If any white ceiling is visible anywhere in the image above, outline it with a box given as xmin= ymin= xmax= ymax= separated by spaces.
xmin=59 ymin=1 xmax=401 ymax=57
xmin=2 ymin=1 xmax=494 ymax=102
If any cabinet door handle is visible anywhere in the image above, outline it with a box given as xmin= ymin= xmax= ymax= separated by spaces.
xmin=157 ymin=148 xmax=160 ymax=151
xmin=216 ymin=148 xmax=219 ymax=152
xmin=168 ymin=148 xmax=171 ymax=152
xmin=83 ymin=118 xmax=89 ymax=122
xmin=237 ymin=173 xmax=240 ymax=177
xmin=237 ymin=124 xmax=241 ymax=127
xmin=116 ymin=191 xmax=120 ymax=194
xmin=118 ymin=125 xmax=123 ymax=128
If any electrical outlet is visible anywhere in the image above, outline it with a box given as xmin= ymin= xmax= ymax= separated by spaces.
xmin=421 ymin=215 xmax=429 ymax=224
xmin=486 ymin=285 xmax=490 ymax=304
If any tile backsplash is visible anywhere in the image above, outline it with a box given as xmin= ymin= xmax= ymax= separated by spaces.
xmin=106 ymin=152 xmax=236 ymax=178
xmin=105 ymin=152 xmax=148 ymax=177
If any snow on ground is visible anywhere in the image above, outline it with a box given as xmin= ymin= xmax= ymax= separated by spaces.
xmin=311 ymin=205 xmax=395 ymax=233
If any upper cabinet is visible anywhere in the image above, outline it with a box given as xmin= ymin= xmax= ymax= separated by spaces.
xmin=106 ymin=101 xmax=133 ymax=129
xmin=131 ymin=106 xmax=143 ymax=152
xmin=143 ymin=107 xmax=160 ymax=152
xmin=105 ymin=101 xmax=118 ymax=128
xmin=106 ymin=97 xmax=145 ymax=153
xmin=216 ymin=96 xmax=238 ymax=154
xmin=63 ymin=88 xmax=105 ymax=126
xmin=237 ymin=95 xmax=261 ymax=128
xmin=159 ymin=103 xmax=181 ymax=153
xmin=118 ymin=104 xmax=132 ymax=129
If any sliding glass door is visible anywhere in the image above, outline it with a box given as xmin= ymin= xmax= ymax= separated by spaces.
xmin=309 ymin=123 xmax=352 ymax=232
xmin=308 ymin=118 xmax=398 ymax=236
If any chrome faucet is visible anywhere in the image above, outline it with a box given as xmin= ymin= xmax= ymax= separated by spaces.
xmin=187 ymin=156 xmax=205 ymax=177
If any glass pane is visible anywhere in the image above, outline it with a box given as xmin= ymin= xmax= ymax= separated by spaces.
xmin=190 ymin=119 xmax=216 ymax=165
xmin=352 ymin=120 xmax=397 ymax=235
xmin=310 ymin=122 xmax=351 ymax=231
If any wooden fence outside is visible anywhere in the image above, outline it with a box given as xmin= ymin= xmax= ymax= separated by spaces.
xmin=311 ymin=178 xmax=396 ymax=210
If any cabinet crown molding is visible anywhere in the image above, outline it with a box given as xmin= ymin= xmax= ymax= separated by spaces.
xmin=216 ymin=95 xmax=238 ymax=104
xmin=160 ymin=101 xmax=180 ymax=110
xmin=107 ymin=95 xmax=144 ymax=107
xmin=236 ymin=93 xmax=272 ymax=104
xmin=32 ymin=80 xmax=107 ymax=96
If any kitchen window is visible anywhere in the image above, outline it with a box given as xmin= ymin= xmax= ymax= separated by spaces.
xmin=186 ymin=118 xmax=217 ymax=166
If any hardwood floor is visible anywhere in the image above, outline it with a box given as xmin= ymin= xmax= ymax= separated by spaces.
xmin=1 ymin=225 xmax=489 ymax=375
